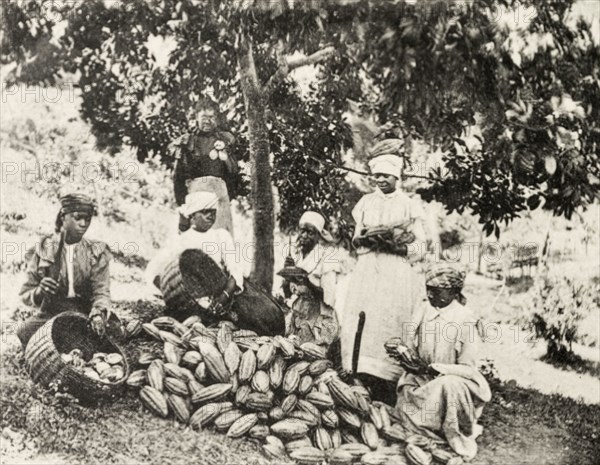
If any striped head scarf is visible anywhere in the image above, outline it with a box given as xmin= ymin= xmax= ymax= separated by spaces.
xmin=425 ymin=264 xmax=467 ymax=304
xmin=59 ymin=193 xmax=97 ymax=216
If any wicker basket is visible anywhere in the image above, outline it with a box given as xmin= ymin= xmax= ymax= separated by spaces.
xmin=24 ymin=311 xmax=130 ymax=403
xmin=160 ymin=248 xmax=285 ymax=335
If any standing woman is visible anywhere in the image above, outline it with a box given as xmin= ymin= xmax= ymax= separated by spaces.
xmin=340 ymin=141 xmax=428 ymax=404
xmin=18 ymin=193 xmax=122 ymax=348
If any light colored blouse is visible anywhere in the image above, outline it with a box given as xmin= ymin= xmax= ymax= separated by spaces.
xmin=415 ymin=300 xmax=480 ymax=367
xmin=352 ymin=188 xmax=427 ymax=257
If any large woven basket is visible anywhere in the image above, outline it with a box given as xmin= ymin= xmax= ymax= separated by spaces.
xmin=24 ymin=311 xmax=129 ymax=403
xmin=160 ymin=248 xmax=285 ymax=336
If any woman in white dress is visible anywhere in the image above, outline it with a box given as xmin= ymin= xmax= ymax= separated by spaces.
xmin=340 ymin=144 xmax=428 ymax=404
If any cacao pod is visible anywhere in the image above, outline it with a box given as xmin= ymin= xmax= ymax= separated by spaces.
xmin=300 ymin=342 xmax=327 ymax=361
xmin=195 ymin=362 xmax=208 ymax=383
xmin=125 ymin=318 xmax=142 ymax=338
xmin=248 ymin=424 xmax=270 ymax=440
xmin=274 ymin=335 xmax=295 ymax=358
xmin=282 ymin=368 xmax=300 ymax=394
xmin=287 ymin=409 xmax=319 ymax=428
xmin=167 ymin=394 xmax=190 ymax=424
xmin=329 ymin=448 xmax=354 ymax=465
xmin=383 ymin=424 xmax=408 ymax=443
xmin=263 ymin=436 xmax=287 ymax=459
xmin=141 ymin=323 xmax=161 ymax=340
xmin=354 ymin=391 xmax=370 ymax=414
xmin=190 ymin=402 xmax=224 ymax=429
xmin=238 ymin=349 xmax=257 ymax=383
xmin=163 ymin=342 xmax=182 ymax=365
xmin=380 ymin=405 xmax=392 ymax=429
xmin=182 ymin=315 xmax=201 ymax=327
xmin=269 ymin=406 xmax=286 ymax=422
xmin=245 ymin=392 xmax=273 ymax=412
xmin=171 ymin=320 xmax=189 ymax=337
xmin=431 ymin=448 xmax=457 ymax=463
xmin=164 ymin=362 xmax=191 ymax=381
xmin=406 ymin=435 xmax=431 ymax=448
xmin=187 ymin=378 xmax=205 ymax=396
xmin=152 ymin=316 xmax=178 ymax=330
xmin=369 ymin=405 xmax=384 ymax=430
xmin=147 ymin=360 xmax=164 ymax=391
xmin=329 ymin=378 xmax=360 ymax=411
xmin=298 ymin=399 xmax=321 ymax=422
xmin=314 ymin=426 xmax=333 ymax=451
xmin=298 ymin=375 xmax=314 ymax=395
xmin=281 ymin=393 xmax=298 ymax=414
xmin=235 ymin=338 xmax=260 ymax=352
xmin=251 ymin=370 xmax=270 ymax=393
xmin=214 ymin=409 xmax=245 ymax=431
xmin=285 ymin=436 xmax=312 ymax=454
xmin=181 ymin=350 xmax=202 ymax=368
xmin=270 ymin=419 xmax=310 ymax=440
xmin=289 ymin=447 xmax=326 ymax=464
xmin=339 ymin=443 xmax=371 ymax=459
xmin=233 ymin=329 xmax=258 ymax=338
xmin=322 ymin=409 xmax=339 ymax=428
xmin=405 ymin=444 xmax=432 ymax=465
xmin=137 ymin=352 xmax=155 ymax=366
xmin=164 ymin=377 xmax=189 ymax=396
xmin=235 ymin=384 xmax=252 ymax=406
xmin=224 ymin=342 xmax=241 ymax=375
xmin=361 ymin=422 xmax=379 ymax=450
xmin=338 ymin=408 xmax=362 ymax=429
xmin=191 ymin=383 xmax=232 ymax=405
xmin=308 ymin=359 xmax=332 ymax=376
xmin=287 ymin=360 xmax=310 ymax=375
xmin=227 ymin=413 xmax=258 ymax=438
xmin=126 ymin=369 xmax=146 ymax=387
xmin=140 ymin=386 xmax=168 ymax=418
xmin=159 ymin=330 xmax=183 ymax=348
xmin=331 ymin=428 xmax=342 ymax=449
xmin=340 ymin=430 xmax=361 ymax=444
xmin=256 ymin=343 xmax=276 ymax=369
xmin=197 ymin=341 xmax=229 ymax=383
xmin=447 ymin=458 xmax=465 ymax=465
xmin=305 ymin=392 xmax=334 ymax=410
xmin=268 ymin=355 xmax=285 ymax=389
xmin=217 ymin=324 xmax=233 ymax=353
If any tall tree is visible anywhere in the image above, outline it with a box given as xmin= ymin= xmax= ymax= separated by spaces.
xmin=3 ymin=0 xmax=598 ymax=290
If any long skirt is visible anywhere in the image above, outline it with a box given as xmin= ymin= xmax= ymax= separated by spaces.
xmin=340 ymin=251 xmax=425 ymax=382
xmin=395 ymin=364 xmax=491 ymax=460
xmin=187 ymin=176 xmax=234 ymax=236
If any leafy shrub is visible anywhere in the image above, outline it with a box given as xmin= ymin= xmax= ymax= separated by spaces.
xmin=522 ymin=275 xmax=597 ymax=362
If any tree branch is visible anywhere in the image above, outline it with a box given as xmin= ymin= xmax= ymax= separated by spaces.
xmin=263 ymin=45 xmax=336 ymax=97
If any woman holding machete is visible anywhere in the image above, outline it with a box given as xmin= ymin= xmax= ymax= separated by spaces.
xmin=18 ymin=193 xmax=123 ymax=348
xmin=340 ymin=138 xmax=429 ymax=404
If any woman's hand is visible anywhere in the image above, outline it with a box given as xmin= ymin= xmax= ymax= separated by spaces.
xmin=89 ymin=308 xmax=108 ymax=338
xmin=208 ymin=292 xmax=230 ymax=316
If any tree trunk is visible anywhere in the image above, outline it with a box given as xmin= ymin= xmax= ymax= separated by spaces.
xmin=237 ymin=34 xmax=274 ymax=292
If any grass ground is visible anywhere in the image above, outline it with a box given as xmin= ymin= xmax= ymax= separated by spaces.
xmin=1 ymin=92 xmax=599 ymax=465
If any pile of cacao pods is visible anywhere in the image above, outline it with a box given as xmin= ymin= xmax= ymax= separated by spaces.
xmin=125 ymin=316 xmax=464 ymax=465
xmin=60 ymin=349 xmax=125 ymax=383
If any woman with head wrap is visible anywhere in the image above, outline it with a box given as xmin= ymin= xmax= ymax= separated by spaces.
xmin=145 ymin=191 xmax=243 ymax=319
xmin=17 ymin=193 xmax=122 ymax=348
xmin=339 ymin=139 xmax=429 ymax=404
xmin=392 ymin=264 xmax=491 ymax=461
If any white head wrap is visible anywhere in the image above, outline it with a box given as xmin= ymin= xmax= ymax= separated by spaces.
xmin=179 ymin=191 xmax=219 ymax=218
xmin=368 ymin=154 xmax=403 ymax=179
xmin=299 ymin=211 xmax=334 ymax=242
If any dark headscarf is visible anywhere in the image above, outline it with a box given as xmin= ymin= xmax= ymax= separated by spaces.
xmin=55 ymin=193 xmax=97 ymax=232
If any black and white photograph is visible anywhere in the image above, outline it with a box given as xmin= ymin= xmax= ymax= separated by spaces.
xmin=1 ymin=0 xmax=599 ymax=464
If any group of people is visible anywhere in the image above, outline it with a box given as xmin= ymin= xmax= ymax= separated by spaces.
xmin=15 ymin=103 xmax=490 ymax=460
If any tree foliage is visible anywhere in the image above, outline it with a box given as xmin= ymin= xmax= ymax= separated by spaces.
xmin=3 ymin=0 xmax=599 ymax=283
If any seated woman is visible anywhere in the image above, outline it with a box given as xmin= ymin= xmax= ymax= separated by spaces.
xmin=393 ymin=264 xmax=491 ymax=461
xmin=277 ymin=263 xmax=339 ymax=351
xmin=146 ymin=191 xmax=243 ymax=319
xmin=18 ymin=193 xmax=122 ymax=348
